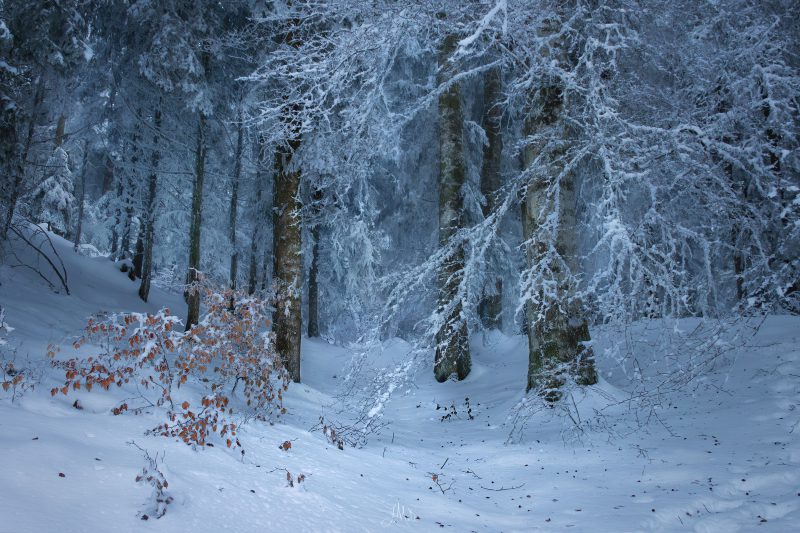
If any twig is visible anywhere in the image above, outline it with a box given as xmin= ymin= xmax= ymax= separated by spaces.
xmin=480 ymin=483 xmax=526 ymax=492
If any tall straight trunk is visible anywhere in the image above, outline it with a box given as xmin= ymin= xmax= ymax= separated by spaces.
xmin=73 ymin=140 xmax=89 ymax=251
xmin=229 ymin=108 xmax=244 ymax=292
xmin=522 ymin=84 xmax=597 ymax=396
xmin=272 ymin=118 xmax=303 ymax=383
xmin=3 ymin=76 xmax=44 ymax=240
xmin=434 ymin=33 xmax=471 ymax=382
xmin=247 ymin=228 xmax=259 ymax=295
xmin=478 ymin=65 xmax=504 ymax=331
xmin=185 ymin=110 xmax=207 ymax=330
xmin=138 ymin=105 xmax=161 ymax=302
xmin=248 ymin=135 xmax=267 ymax=295
xmin=307 ymin=188 xmax=322 ymax=338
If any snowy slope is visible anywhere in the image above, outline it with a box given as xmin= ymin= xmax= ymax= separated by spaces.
xmin=1 ymin=230 xmax=799 ymax=532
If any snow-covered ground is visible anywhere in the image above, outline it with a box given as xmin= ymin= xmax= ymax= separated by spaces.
xmin=1 ymin=231 xmax=799 ymax=532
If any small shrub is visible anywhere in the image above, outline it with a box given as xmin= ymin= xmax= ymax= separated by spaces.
xmin=436 ymin=397 xmax=475 ymax=422
xmin=49 ymin=281 xmax=289 ymax=449
xmin=130 ymin=442 xmax=173 ymax=520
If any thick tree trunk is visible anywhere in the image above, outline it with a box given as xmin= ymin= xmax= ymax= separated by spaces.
xmin=478 ymin=65 xmax=504 ymax=331
xmin=522 ymin=84 xmax=597 ymax=397
xmin=138 ymin=106 xmax=161 ymax=302
xmin=185 ymin=111 xmax=207 ymax=330
xmin=229 ymin=108 xmax=244 ymax=292
xmin=434 ymin=33 xmax=471 ymax=382
xmin=73 ymin=140 xmax=89 ymax=251
xmin=272 ymin=121 xmax=303 ymax=383
xmin=307 ymin=188 xmax=322 ymax=338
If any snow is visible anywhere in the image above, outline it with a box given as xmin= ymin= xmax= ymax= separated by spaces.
xmin=1 ymin=230 xmax=799 ymax=532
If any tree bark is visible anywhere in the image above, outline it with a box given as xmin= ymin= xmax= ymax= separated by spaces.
xmin=248 ymin=135 xmax=267 ymax=295
xmin=478 ymin=65 xmax=504 ymax=330
xmin=307 ymin=188 xmax=322 ymax=338
xmin=229 ymin=106 xmax=244 ymax=293
xmin=185 ymin=109 xmax=207 ymax=330
xmin=138 ymin=105 xmax=161 ymax=302
xmin=272 ymin=113 xmax=303 ymax=383
xmin=434 ymin=33 xmax=471 ymax=382
xmin=272 ymin=136 xmax=303 ymax=382
xmin=522 ymin=83 xmax=597 ymax=397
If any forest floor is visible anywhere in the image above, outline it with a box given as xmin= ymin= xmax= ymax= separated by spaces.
xmin=1 ymin=230 xmax=799 ymax=532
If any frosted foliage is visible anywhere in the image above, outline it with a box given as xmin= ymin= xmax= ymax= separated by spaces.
xmin=33 ymin=147 xmax=74 ymax=235
xmin=0 ymin=0 xmax=796 ymax=359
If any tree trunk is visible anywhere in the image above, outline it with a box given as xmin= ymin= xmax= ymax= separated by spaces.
xmin=229 ymin=107 xmax=244 ymax=293
xmin=248 ymin=135 xmax=267 ymax=295
xmin=478 ymin=65 xmax=504 ymax=331
xmin=110 ymin=178 xmax=122 ymax=260
xmin=434 ymin=33 xmax=471 ymax=383
xmin=272 ymin=118 xmax=303 ymax=383
xmin=54 ymin=114 xmax=66 ymax=148
xmin=130 ymin=229 xmax=144 ymax=280
xmin=73 ymin=140 xmax=89 ymax=251
xmin=185 ymin=110 xmax=207 ymax=330
xmin=522 ymin=84 xmax=597 ymax=397
xmin=119 ymin=120 xmax=139 ymax=262
xmin=2 ymin=76 xmax=44 ymax=240
xmin=247 ymin=229 xmax=259 ymax=295
xmin=138 ymin=105 xmax=161 ymax=302
xmin=261 ymin=245 xmax=270 ymax=292
xmin=307 ymin=188 xmax=322 ymax=338
xmin=0 ymin=103 xmax=19 ymax=242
